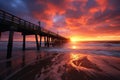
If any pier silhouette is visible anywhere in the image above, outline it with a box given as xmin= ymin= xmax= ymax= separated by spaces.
xmin=0 ymin=9 xmax=68 ymax=59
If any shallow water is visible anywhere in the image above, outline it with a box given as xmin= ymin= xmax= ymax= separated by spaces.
xmin=43 ymin=41 xmax=120 ymax=57
xmin=35 ymin=53 xmax=120 ymax=80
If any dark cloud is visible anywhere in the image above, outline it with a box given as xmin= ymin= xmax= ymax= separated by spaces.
xmin=0 ymin=0 xmax=29 ymax=15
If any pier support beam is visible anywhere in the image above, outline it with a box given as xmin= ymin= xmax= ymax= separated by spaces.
xmin=51 ymin=37 xmax=54 ymax=47
xmin=35 ymin=35 xmax=39 ymax=50
xmin=39 ymin=35 xmax=42 ymax=47
xmin=47 ymin=36 xmax=50 ymax=47
xmin=50 ymin=37 xmax=52 ymax=46
xmin=7 ymin=30 xmax=14 ymax=59
xmin=22 ymin=34 xmax=26 ymax=51
xmin=44 ymin=36 xmax=47 ymax=47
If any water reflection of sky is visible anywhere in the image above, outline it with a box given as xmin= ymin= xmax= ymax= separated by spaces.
xmin=36 ymin=52 xmax=120 ymax=80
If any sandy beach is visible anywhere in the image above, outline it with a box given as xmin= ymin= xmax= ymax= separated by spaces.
xmin=7 ymin=52 xmax=120 ymax=80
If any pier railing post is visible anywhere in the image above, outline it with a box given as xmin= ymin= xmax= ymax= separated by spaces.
xmin=7 ymin=28 xmax=14 ymax=59
xmin=35 ymin=35 xmax=39 ymax=50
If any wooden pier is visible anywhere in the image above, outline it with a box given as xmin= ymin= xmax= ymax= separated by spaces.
xmin=0 ymin=10 xmax=69 ymax=59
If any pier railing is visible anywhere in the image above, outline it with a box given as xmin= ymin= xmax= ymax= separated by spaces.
xmin=0 ymin=10 xmax=40 ymax=32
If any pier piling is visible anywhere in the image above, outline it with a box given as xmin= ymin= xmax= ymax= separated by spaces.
xmin=44 ymin=36 xmax=47 ymax=47
xmin=22 ymin=34 xmax=26 ymax=51
xmin=39 ymin=35 xmax=42 ymax=47
xmin=7 ymin=29 xmax=14 ymax=59
xmin=35 ymin=35 xmax=39 ymax=50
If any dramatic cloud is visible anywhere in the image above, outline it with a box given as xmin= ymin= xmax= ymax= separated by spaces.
xmin=0 ymin=0 xmax=120 ymax=41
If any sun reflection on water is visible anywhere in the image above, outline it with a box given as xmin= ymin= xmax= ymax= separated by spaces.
xmin=72 ymin=46 xmax=77 ymax=49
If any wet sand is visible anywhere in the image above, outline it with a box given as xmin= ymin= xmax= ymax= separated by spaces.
xmin=7 ymin=53 xmax=120 ymax=80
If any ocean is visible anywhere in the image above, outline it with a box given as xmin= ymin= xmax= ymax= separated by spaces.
xmin=1 ymin=41 xmax=120 ymax=58
xmin=0 ymin=41 xmax=120 ymax=80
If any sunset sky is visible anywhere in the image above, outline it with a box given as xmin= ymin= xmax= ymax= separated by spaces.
xmin=0 ymin=0 xmax=120 ymax=41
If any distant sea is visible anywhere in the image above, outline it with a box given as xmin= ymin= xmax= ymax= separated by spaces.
xmin=0 ymin=41 xmax=120 ymax=59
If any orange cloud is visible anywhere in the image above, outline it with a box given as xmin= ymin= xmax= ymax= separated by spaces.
xmin=89 ymin=7 xmax=99 ymax=14
xmin=27 ymin=0 xmax=120 ymax=41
